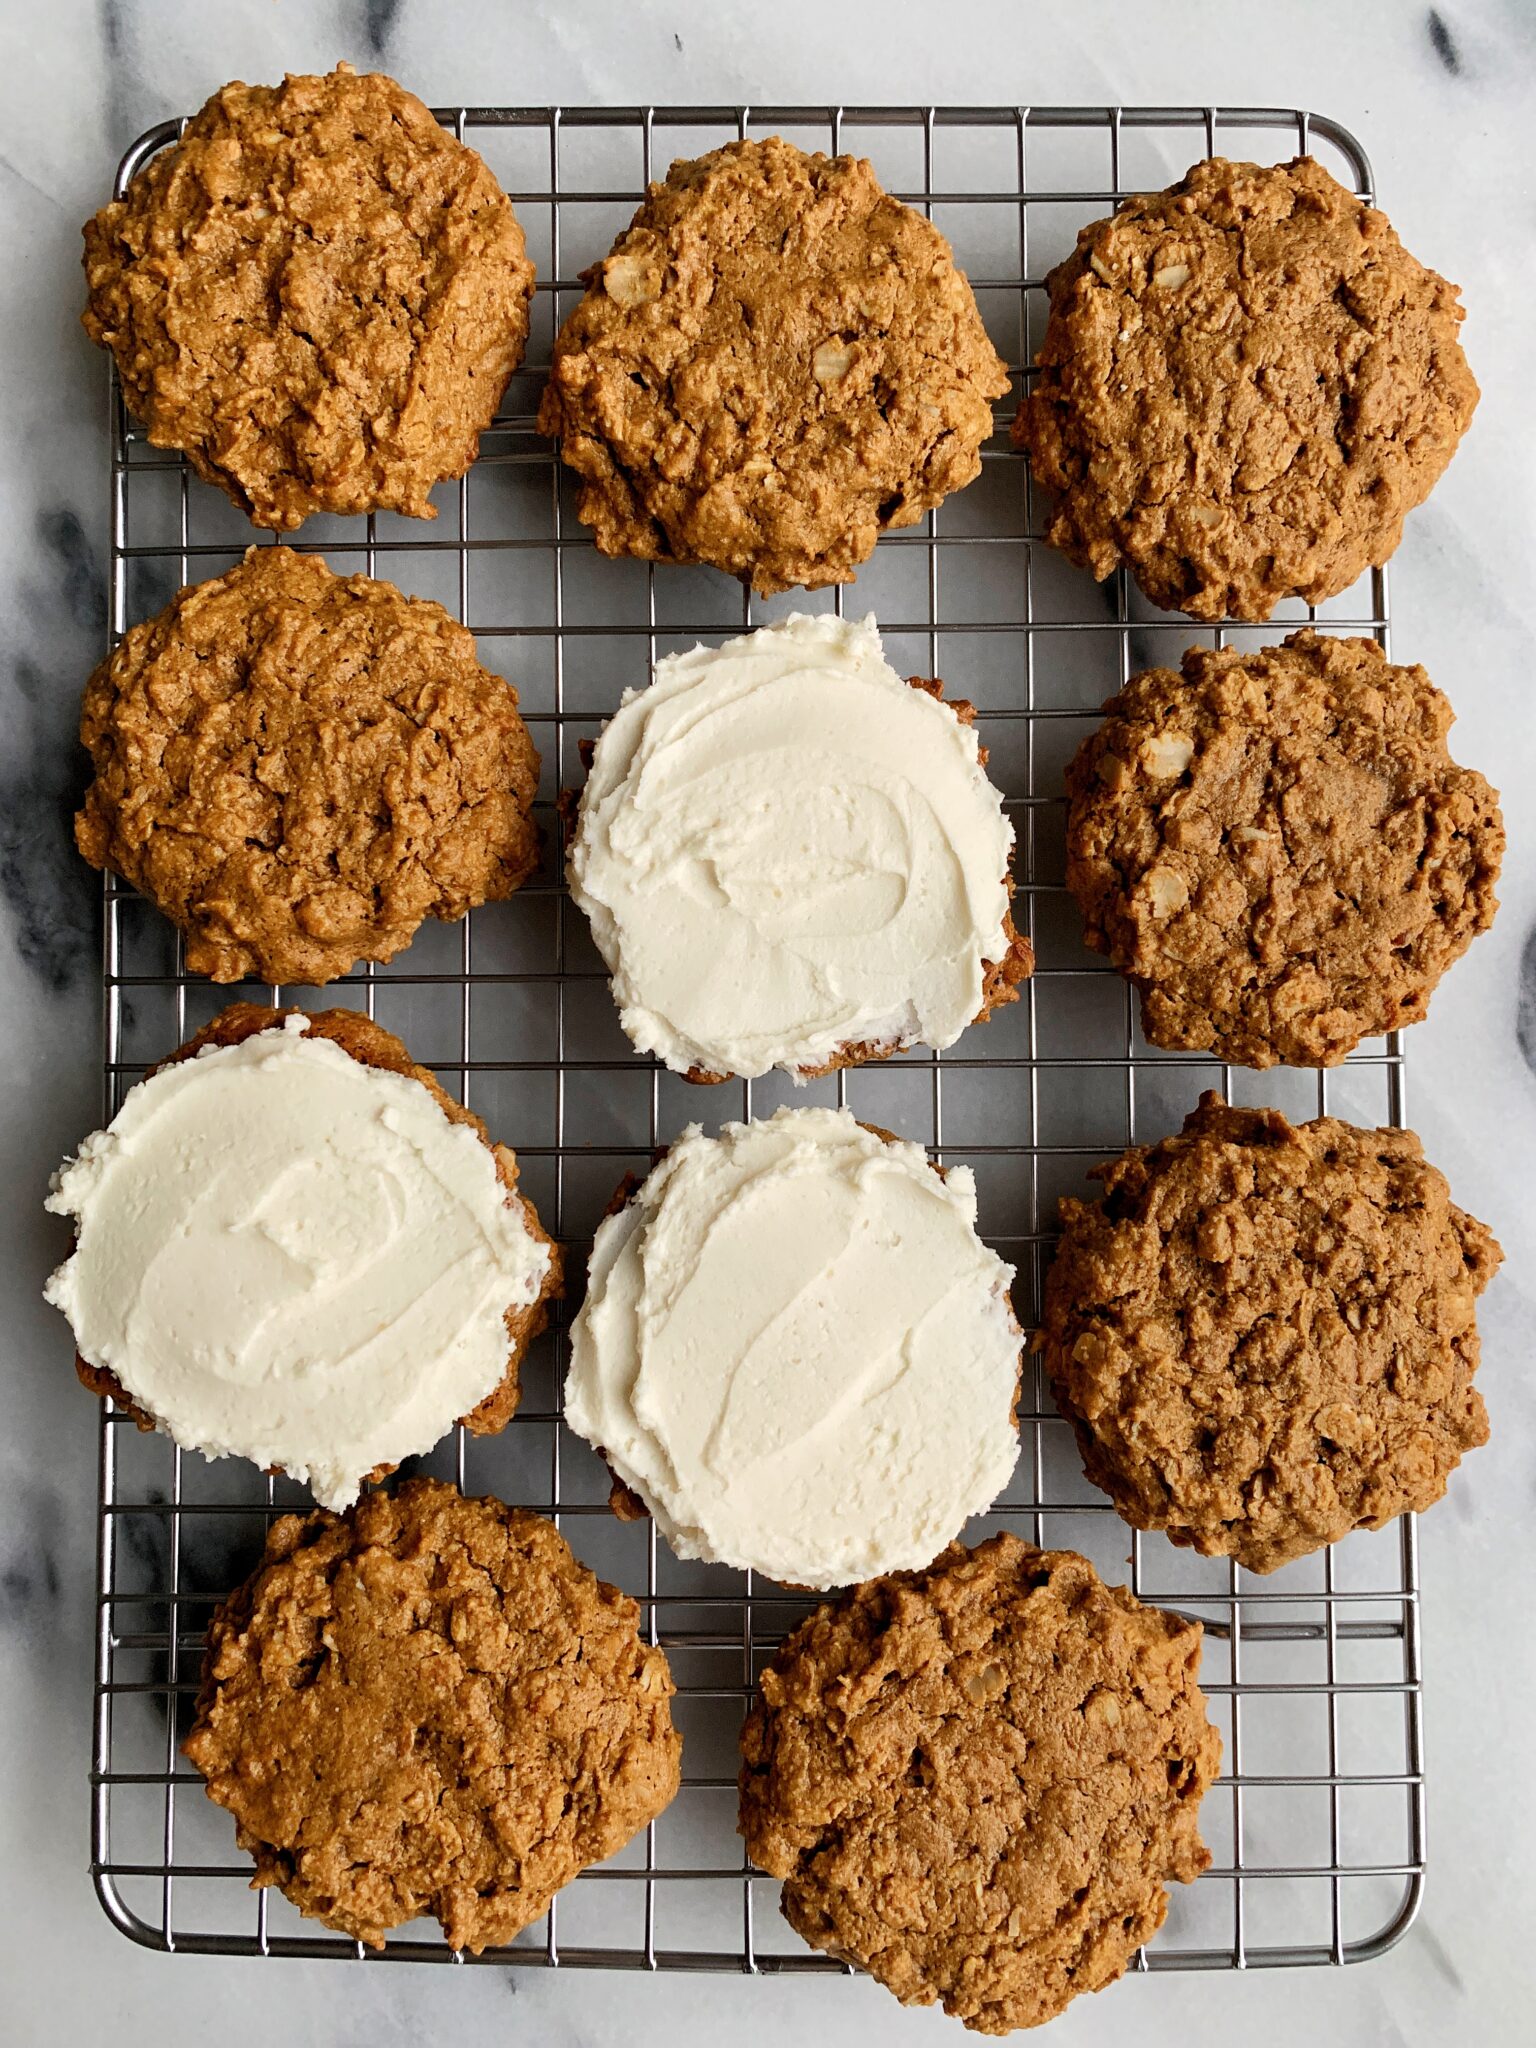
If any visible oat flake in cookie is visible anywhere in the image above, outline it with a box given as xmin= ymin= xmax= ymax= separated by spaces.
xmin=1019 ymin=157 xmax=1478 ymax=620
xmin=1042 ymin=1095 xmax=1501 ymax=1573
xmin=538 ymin=137 xmax=1010 ymax=595
xmin=184 ymin=1480 xmax=681 ymax=1950
xmin=740 ymin=1536 xmax=1220 ymax=2032
xmin=83 ymin=65 xmax=535 ymax=528
xmin=1065 ymin=631 xmax=1503 ymax=1067
xmin=75 ymin=547 xmax=541 ymax=986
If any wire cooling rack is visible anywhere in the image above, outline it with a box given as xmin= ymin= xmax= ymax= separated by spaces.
xmin=90 ymin=102 xmax=1427 ymax=1979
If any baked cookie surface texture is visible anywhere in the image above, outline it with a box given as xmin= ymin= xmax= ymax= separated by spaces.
xmin=740 ymin=1535 xmax=1220 ymax=2032
xmin=1019 ymin=156 xmax=1478 ymax=620
xmin=184 ymin=1479 xmax=680 ymax=1950
xmin=1042 ymin=1094 xmax=1501 ymax=1572
xmin=568 ymin=614 xmax=1028 ymax=1081
xmin=83 ymin=65 xmax=535 ymax=528
xmin=539 ymin=136 xmax=1010 ymax=594
xmin=46 ymin=1008 xmax=559 ymax=1508
xmin=1064 ymin=631 xmax=1502 ymax=1067
xmin=566 ymin=1107 xmax=1021 ymax=1588
xmin=76 ymin=547 xmax=541 ymax=986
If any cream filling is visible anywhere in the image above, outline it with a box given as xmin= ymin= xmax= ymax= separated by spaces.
xmin=565 ymin=1107 xmax=1020 ymax=1588
xmin=44 ymin=1017 xmax=550 ymax=1509
xmin=568 ymin=613 xmax=1014 ymax=1079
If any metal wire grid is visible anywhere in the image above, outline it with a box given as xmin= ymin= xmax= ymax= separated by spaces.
xmin=89 ymin=102 xmax=1425 ymax=1979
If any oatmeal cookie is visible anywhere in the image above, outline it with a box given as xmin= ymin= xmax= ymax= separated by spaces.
xmin=739 ymin=1535 xmax=1219 ymax=2032
xmin=566 ymin=616 xmax=1031 ymax=1083
xmin=184 ymin=1479 xmax=680 ymax=1950
xmin=1042 ymin=1094 xmax=1501 ymax=1573
xmin=83 ymin=65 xmax=534 ymax=528
xmin=72 ymin=1002 xmax=561 ymax=1449
xmin=1018 ymin=157 xmax=1478 ymax=620
xmin=76 ymin=547 xmax=541 ymax=986
xmin=1064 ymin=632 xmax=1503 ymax=1067
xmin=538 ymin=136 xmax=1009 ymax=595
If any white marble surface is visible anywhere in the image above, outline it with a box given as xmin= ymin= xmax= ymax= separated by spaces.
xmin=2 ymin=1 xmax=1533 ymax=2042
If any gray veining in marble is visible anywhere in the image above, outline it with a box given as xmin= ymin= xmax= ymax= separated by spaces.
xmin=2 ymin=2 xmax=1534 ymax=2043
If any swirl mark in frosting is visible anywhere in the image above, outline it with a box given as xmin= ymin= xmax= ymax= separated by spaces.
xmin=45 ymin=1017 xmax=550 ymax=1506
xmin=566 ymin=1107 xmax=1021 ymax=1588
xmin=568 ymin=614 xmax=1013 ymax=1079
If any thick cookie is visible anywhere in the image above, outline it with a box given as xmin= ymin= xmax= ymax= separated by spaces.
xmin=1018 ymin=157 xmax=1477 ymax=620
xmin=566 ymin=1108 xmax=1022 ymax=1590
xmin=69 ymin=1002 xmax=562 ymax=1457
xmin=76 ymin=547 xmax=541 ymax=986
xmin=184 ymin=1479 xmax=680 ymax=1950
xmin=1064 ymin=632 xmax=1503 ymax=1068
xmin=1042 ymin=1095 xmax=1501 ymax=1573
xmin=83 ymin=65 xmax=534 ymax=528
xmin=739 ymin=1535 xmax=1219 ymax=2033
xmin=538 ymin=137 xmax=1009 ymax=595
xmin=567 ymin=614 xmax=1031 ymax=1082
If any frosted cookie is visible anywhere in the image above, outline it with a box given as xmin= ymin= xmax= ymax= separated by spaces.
xmin=83 ymin=65 xmax=535 ymax=529
xmin=567 ymin=614 xmax=1030 ymax=1081
xmin=739 ymin=1536 xmax=1220 ymax=2033
xmin=46 ymin=1006 xmax=560 ymax=1508
xmin=1064 ymin=632 xmax=1503 ymax=1067
xmin=1041 ymin=1094 xmax=1501 ymax=1572
xmin=565 ymin=1107 xmax=1021 ymax=1588
xmin=538 ymin=137 xmax=1009 ymax=595
xmin=75 ymin=547 xmax=541 ymax=987
xmin=185 ymin=1479 xmax=680 ymax=1950
xmin=1018 ymin=157 xmax=1478 ymax=620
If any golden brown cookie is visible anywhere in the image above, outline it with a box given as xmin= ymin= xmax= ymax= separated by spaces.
xmin=1064 ymin=632 xmax=1503 ymax=1068
xmin=74 ymin=1002 xmax=561 ymax=1447
xmin=76 ymin=547 xmax=541 ymax=986
xmin=1018 ymin=157 xmax=1478 ymax=620
xmin=184 ymin=1479 xmax=680 ymax=1951
xmin=1042 ymin=1095 xmax=1501 ymax=1573
xmin=83 ymin=65 xmax=534 ymax=529
xmin=538 ymin=137 xmax=1010 ymax=595
xmin=739 ymin=1535 xmax=1219 ymax=2033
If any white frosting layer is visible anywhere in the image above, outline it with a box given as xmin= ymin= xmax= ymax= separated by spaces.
xmin=565 ymin=1106 xmax=1020 ymax=1588
xmin=44 ymin=1017 xmax=551 ymax=1510
xmin=568 ymin=614 xmax=1014 ymax=1080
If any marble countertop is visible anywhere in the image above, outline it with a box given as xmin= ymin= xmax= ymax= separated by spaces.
xmin=3 ymin=1 xmax=1533 ymax=2042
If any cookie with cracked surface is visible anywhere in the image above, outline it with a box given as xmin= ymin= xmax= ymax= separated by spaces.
xmin=1017 ymin=156 xmax=1478 ymax=620
xmin=1065 ymin=631 xmax=1503 ymax=1068
xmin=76 ymin=547 xmax=541 ymax=986
xmin=184 ymin=1479 xmax=680 ymax=1950
xmin=71 ymin=1002 xmax=562 ymax=1454
xmin=537 ymin=136 xmax=1010 ymax=596
xmin=83 ymin=65 xmax=534 ymax=529
xmin=739 ymin=1535 xmax=1219 ymax=2033
xmin=1041 ymin=1094 xmax=1501 ymax=1574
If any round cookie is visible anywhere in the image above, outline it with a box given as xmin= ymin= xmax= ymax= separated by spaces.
xmin=83 ymin=65 xmax=535 ymax=529
xmin=739 ymin=1535 xmax=1220 ymax=2033
xmin=76 ymin=547 xmax=541 ymax=986
xmin=53 ymin=1003 xmax=562 ymax=1499
xmin=568 ymin=614 xmax=1031 ymax=1082
xmin=1064 ymin=631 xmax=1503 ymax=1068
xmin=1041 ymin=1094 xmax=1501 ymax=1574
xmin=1018 ymin=156 xmax=1478 ymax=620
xmin=184 ymin=1479 xmax=680 ymax=1950
xmin=566 ymin=1107 xmax=1022 ymax=1589
xmin=538 ymin=136 xmax=1010 ymax=595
